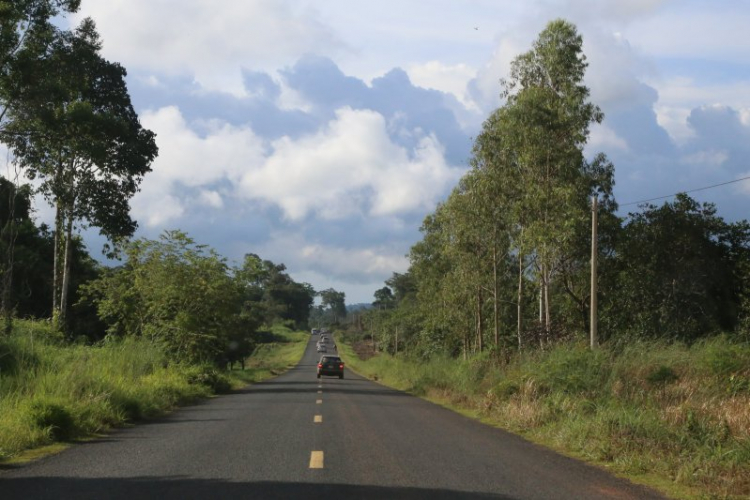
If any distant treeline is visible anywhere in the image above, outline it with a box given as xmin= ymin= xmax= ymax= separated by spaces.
xmin=353 ymin=20 xmax=750 ymax=358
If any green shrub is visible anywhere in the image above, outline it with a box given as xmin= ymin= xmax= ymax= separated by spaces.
xmin=28 ymin=401 xmax=75 ymax=441
xmin=534 ymin=345 xmax=607 ymax=395
xmin=183 ymin=365 xmax=231 ymax=393
xmin=700 ymin=337 xmax=750 ymax=376
xmin=109 ymin=392 xmax=143 ymax=420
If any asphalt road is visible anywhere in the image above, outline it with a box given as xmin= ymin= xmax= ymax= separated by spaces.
xmin=0 ymin=335 xmax=666 ymax=499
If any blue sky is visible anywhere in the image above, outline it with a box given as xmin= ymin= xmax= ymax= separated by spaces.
xmin=40 ymin=0 xmax=750 ymax=303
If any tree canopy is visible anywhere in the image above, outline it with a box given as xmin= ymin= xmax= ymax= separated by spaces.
xmin=353 ymin=19 xmax=750 ymax=359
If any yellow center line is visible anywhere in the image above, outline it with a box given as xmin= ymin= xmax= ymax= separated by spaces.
xmin=310 ymin=451 xmax=324 ymax=469
xmin=314 ymin=415 xmax=322 ymax=423
xmin=316 ymin=399 xmax=322 ymax=404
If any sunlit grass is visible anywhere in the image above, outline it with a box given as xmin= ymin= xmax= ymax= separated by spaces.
xmin=228 ymin=326 xmax=307 ymax=386
xmin=341 ymin=335 xmax=750 ymax=499
xmin=0 ymin=320 xmax=308 ymax=462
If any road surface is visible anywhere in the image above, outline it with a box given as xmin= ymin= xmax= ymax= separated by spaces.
xmin=0 ymin=335 xmax=665 ymax=499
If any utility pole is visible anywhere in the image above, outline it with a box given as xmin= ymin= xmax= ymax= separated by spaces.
xmin=590 ymin=195 xmax=598 ymax=349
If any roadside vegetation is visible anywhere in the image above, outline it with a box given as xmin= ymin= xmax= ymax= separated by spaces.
xmin=340 ymin=336 xmax=750 ymax=498
xmin=344 ymin=19 xmax=750 ymax=500
xmin=0 ymin=0 xmax=346 ymax=465
xmin=230 ymin=325 xmax=308 ymax=386
xmin=0 ymin=320 xmax=307 ymax=463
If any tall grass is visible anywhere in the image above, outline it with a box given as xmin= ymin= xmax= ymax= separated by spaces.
xmin=340 ymin=336 xmax=750 ymax=499
xmin=0 ymin=320 xmax=308 ymax=462
xmin=228 ymin=325 xmax=307 ymax=385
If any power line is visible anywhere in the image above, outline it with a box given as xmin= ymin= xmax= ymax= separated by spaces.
xmin=620 ymin=175 xmax=750 ymax=207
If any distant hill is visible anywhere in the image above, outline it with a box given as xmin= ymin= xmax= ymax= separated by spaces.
xmin=347 ymin=303 xmax=372 ymax=313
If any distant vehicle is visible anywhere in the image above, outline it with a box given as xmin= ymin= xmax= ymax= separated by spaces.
xmin=311 ymin=328 xmax=320 ymax=335
xmin=319 ymin=337 xmax=328 ymax=344
xmin=316 ymin=344 xmax=327 ymax=353
xmin=317 ymin=355 xmax=344 ymax=379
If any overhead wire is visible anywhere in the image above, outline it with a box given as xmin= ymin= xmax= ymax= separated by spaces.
xmin=619 ymin=175 xmax=750 ymax=207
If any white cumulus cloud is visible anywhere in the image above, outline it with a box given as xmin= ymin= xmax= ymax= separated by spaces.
xmin=240 ymin=107 xmax=462 ymax=221
xmin=253 ymin=232 xmax=409 ymax=285
xmin=73 ymin=0 xmax=344 ymax=95
xmin=407 ymin=61 xmax=477 ymax=107
xmin=133 ymin=106 xmax=265 ymax=227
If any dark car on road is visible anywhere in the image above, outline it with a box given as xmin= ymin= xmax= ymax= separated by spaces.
xmin=317 ymin=355 xmax=344 ymax=379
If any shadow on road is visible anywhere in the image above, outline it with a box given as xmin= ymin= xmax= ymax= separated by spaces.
xmin=0 ymin=476 xmax=515 ymax=500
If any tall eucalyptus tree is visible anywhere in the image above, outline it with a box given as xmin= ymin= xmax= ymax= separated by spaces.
xmin=495 ymin=19 xmax=605 ymax=341
xmin=3 ymin=19 xmax=157 ymax=331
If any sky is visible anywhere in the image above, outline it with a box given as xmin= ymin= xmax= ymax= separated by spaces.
xmin=37 ymin=0 xmax=750 ymax=304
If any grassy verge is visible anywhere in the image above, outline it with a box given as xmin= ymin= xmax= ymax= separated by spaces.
xmin=0 ymin=320 xmax=307 ymax=464
xmin=227 ymin=325 xmax=308 ymax=387
xmin=339 ymin=336 xmax=750 ymax=499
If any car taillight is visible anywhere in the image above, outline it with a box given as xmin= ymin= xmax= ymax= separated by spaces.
xmin=339 ymin=364 xmax=344 ymax=369
xmin=318 ymin=363 xmax=322 ymax=368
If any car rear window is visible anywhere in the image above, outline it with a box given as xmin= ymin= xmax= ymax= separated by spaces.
xmin=321 ymin=356 xmax=341 ymax=363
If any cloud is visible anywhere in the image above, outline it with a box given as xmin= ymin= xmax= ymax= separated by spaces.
xmin=280 ymin=56 xmax=474 ymax=160
xmin=686 ymin=105 xmax=750 ymax=150
xmin=549 ymin=0 xmax=672 ymax=24
xmin=130 ymin=99 xmax=462 ymax=255
xmin=116 ymin=57 xmax=469 ymax=298
xmin=624 ymin=8 xmax=750 ymax=63
xmin=198 ymin=190 xmax=224 ymax=209
xmin=73 ymin=0 xmax=345 ymax=94
xmin=240 ymin=107 xmax=462 ymax=221
xmin=53 ymin=1 xmax=749 ymax=303
xmin=467 ymin=34 xmax=530 ymax=112
xmin=252 ymin=231 xmax=409 ymax=285
xmin=587 ymin=123 xmax=629 ymax=153
xmin=407 ymin=61 xmax=477 ymax=108
xmin=133 ymin=106 xmax=265 ymax=227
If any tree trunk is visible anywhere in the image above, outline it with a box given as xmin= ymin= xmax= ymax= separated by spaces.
xmin=0 ymin=219 xmax=14 ymax=336
xmin=493 ymin=243 xmax=499 ymax=347
xmin=476 ymin=287 xmax=483 ymax=353
xmin=59 ymin=209 xmax=74 ymax=330
xmin=0 ymin=209 xmax=16 ymax=336
xmin=53 ymin=202 xmax=59 ymax=312
xmin=517 ymin=250 xmax=523 ymax=350
xmin=539 ymin=283 xmax=543 ymax=323
xmin=466 ymin=323 xmax=471 ymax=358
xmin=52 ymin=158 xmax=65 ymax=328
xmin=544 ymin=265 xmax=551 ymax=345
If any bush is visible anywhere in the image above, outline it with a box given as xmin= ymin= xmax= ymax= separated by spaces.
xmin=183 ymin=365 xmax=231 ymax=394
xmin=701 ymin=337 xmax=750 ymax=376
xmin=534 ymin=345 xmax=607 ymax=395
xmin=28 ymin=401 xmax=75 ymax=441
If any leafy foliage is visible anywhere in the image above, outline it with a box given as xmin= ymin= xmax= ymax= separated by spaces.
xmin=84 ymin=231 xmax=315 ymax=366
xmin=2 ymin=16 xmax=157 ymax=333
xmin=355 ymin=19 xmax=750 ymax=359
xmin=607 ymin=194 xmax=750 ymax=342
